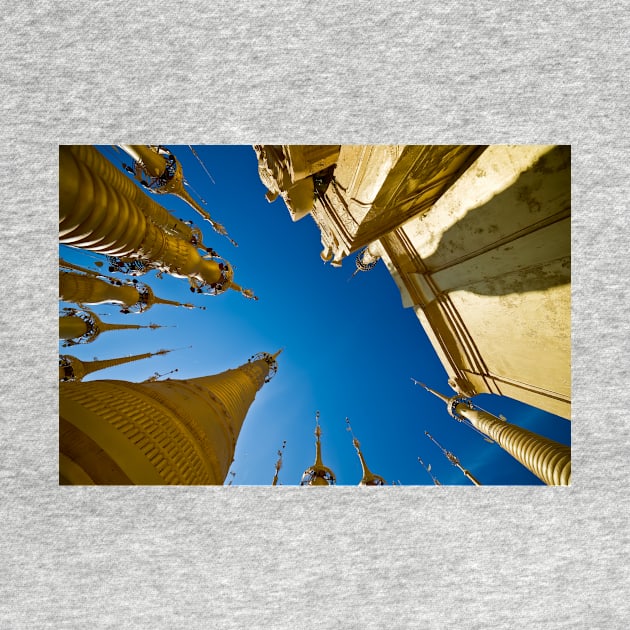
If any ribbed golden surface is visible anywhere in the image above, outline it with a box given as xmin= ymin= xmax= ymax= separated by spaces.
xmin=59 ymin=358 xmax=271 ymax=485
xmin=59 ymin=146 xmax=222 ymax=286
xmin=459 ymin=406 xmax=571 ymax=485
xmin=59 ymin=315 xmax=88 ymax=340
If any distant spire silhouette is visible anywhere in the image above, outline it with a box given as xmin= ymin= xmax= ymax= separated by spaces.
xmin=272 ymin=440 xmax=287 ymax=486
xmin=417 ymin=456 xmax=442 ymax=486
xmin=425 ymin=431 xmax=481 ymax=486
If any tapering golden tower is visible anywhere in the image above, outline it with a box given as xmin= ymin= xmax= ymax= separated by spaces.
xmin=345 ymin=418 xmax=386 ymax=486
xmin=59 ymin=145 xmax=254 ymax=298
xmin=59 ymin=349 xmax=173 ymax=382
xmin=60 ymin=351 xmax=281 ymax=485
xmin=300 ymin=411 xmax=336 ymax=486
xmin=424 ymin=431 xmax=481 ymax=486
xmin=59 ymin=307 xmax=162 ymax=346
xmin=416 ymin=382 xmax=570 ymax=485
xmin=60 ymin=269 xmax=200 ymax=314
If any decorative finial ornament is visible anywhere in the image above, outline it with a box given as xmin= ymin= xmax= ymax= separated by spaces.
xmin=424 ymin=431 xmax=482 ymax=486
xmin=300 ymin=411 xmax=336 ymax=486
xmin=145 ymin=368 xmax=179 ymax=382
xmin=248 ymin=350 xmax=281 ymax=382
xmin=272 ymin=440 xmax=287 ymax=486
xmin=350 ymin=243 xmax=381 ymax=279
xmin=417 ymin=456 xmax=442 ymax=486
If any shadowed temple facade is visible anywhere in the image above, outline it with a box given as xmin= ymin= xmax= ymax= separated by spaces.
xmin=255 ymin=145 xmax=571 ymax=421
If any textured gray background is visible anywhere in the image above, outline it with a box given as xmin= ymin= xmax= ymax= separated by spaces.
xmin=1 ymin=1 xmax=627 ymax=628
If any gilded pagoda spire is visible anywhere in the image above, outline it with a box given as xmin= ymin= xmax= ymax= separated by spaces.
xmin=414 ymin=381 xmax=571 ymax=485
xmin=59 ymin=145 xmax=254 ymax=298
xmin=59 ymin=306 xmax=165 ymax=346
xmin=59 ymin=348 xmax=173 ymax=382
xmin=60 ymin=269 xmax=201 ymax=314
xmin=118 ymin=145 xmax=237 ymax=246
xmin=300 ymin=411 xmax=336 ymax=486
xmin=59 ymin=351 xmax=281 ymax=485
xmin=424 ymin=431 xmax=481 ymax=486
xmin=345 ymin=417 xmax=386 ymax=486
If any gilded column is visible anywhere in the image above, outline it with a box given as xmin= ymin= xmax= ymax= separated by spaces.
xmin=60 ymin=351 xmax=281 ymax=485
xmin=416 ymin=382 xmax=571 ymax=485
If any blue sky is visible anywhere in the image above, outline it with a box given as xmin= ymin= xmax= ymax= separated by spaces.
xmin=59 ymin=145 xmax=570 ymax=486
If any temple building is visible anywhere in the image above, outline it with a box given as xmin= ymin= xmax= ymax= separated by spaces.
xmin=300 ymin=412 xmax=336 ymax=486
xmin=255 ymin=145 xmax=571 ymax=420
xmin=59 ymin=351 xmax=281 ymax=485
xmin=59 ymin=145 xmax=255 ymax=299
xmin=416 ymin=381 xmax=571 ymax=485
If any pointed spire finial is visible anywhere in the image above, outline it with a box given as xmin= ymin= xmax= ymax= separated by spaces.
xmin=424 ymin=430 xmax=482 ymax=486
xmin=345 ymin=417 xmax=386 ymax=486
xmin=300 ymin=411 xmax=335 ymax=486
xmin=411 ymin=378 xmax=451 ymax=404
xmin=417 ymin=456 xmax=442 ymax=486
xmin=272 ymin=440 xmax=287 ymax=486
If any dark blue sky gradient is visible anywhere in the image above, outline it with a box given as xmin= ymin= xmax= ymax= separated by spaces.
xmin=59 ymin=145 xmax=571 ymax=485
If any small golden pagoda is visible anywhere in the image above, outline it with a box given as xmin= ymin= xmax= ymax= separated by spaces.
xmin=345 ymin=417 xmax=386 ymax=486
xmin=59 ymin=269 xmax=200 ymax=314
xmin=59 ymin=306 xmax=162 ymax=346
xmin=300 ymin=411 xmax=336 ymax=486
xmin=59 ymin=351 xmax=281 ymax=485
